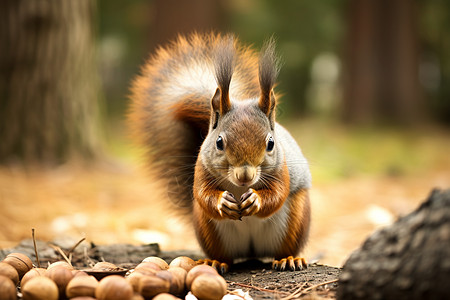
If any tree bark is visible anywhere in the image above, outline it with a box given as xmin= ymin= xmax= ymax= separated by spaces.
xmin=338 ymin=189 xmax=450 ymax=299
xmin=342 ymin=0 xmax=423 ymax=124
xmin=151 ymin=0 xmax=224 ymax=48
xmin=0 ymin=0 xmax=102 ymax=165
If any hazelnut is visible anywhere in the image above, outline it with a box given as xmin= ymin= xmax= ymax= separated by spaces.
xmin=130 ymin=294 xmax=145 ymax=300
xmin=190 ymin=273 xmax=227 ymax=300
xmin=95 ymin=275 xmax=133 ymax=300
xmin=45 ymin=266 xmax=74 ymax=297
xmin=153 ymin=293 xmax=181 ymax=300
xmin=47 ymin=261 xmax=74 ymax=271
xmin=142 ymin=257 xmax=169 ymax=270
xmin=65 ymin=275 xmax=98 ymax=298
xmin=21 ymin=276 xmax=59 ymax=300
xmin=0 ymin=275 xmax=16 ymax=300
xmin=3 ymin=253 xmax=33 ymax=279
xmin=0 ymin=262 xmax=19 ymax=285
xmin=21 ymin=268 xmax=47 ymax=288
xmin=167 ymin=267 xmax=187 ymax=296
xmin=126 ymin=271 xmax=146 ymax=292
xmin=185 ymin=265 xmax=217 ymax=290
xmin=138 ymin=275 xmax=170 ymax=299
xmin=169 ymin=256 xmax=196 ymax=272
xmin=93 ymin=261 xmax=118 ymax=271
xmin=135 ymin=262 xmax=160 ymax=273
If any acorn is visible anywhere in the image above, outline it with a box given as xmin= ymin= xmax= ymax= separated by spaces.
xmin=3 ymin=253 xmax=33 ymax=279
xmin=0 ymin=275 xmax=16 ymax=300
xmin=95 ymin=275 xmax=133 ymax=300
xmin=167 ymin=267 xmax=187 ymax=296
xmin=21 ymin=268 xmax=47 ymax=288
xmin=65 ymin=275 xmax=98 ymax=298
xmin=142 ymin=257 xmax=169 ymax=270
xmin=21 ymin=276 xmax=59 ymax=300
xmin=185 ymin=265 xmax=218 ymax=290
xmin=138 ymin=275 xmax=170 ymax=299
xmin=45 ymin=266 xmax=74 ymax=298
xmin=0 ymin=262 xmax=19 ymax=286
xmin=169 ymin=256 xmax=196 ymax=272
xmin=190 ymin=273 xmax=227 ymax=300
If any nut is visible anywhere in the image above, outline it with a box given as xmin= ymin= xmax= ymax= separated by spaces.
xmin=21 ymin=276 xmax=59 ymax=300
xmin=138 ymin=275 xmax=170 ymax=299
xmin=0 ymin=275 xmax=16 ymax=300
xmin=185 ymin=265 xmax=218 ymax=290
xmin=153 ymin=293 xmax=181 ymax=300
xmin=21 ymin=268 xmax=47 ymax=288
xmin=167 ymin=267 xmax=187 ymax=296
xmin=0 ymin=262 xmax=19 ymax=285
xmin=70 ymin=298 xmax=97 ymax=300
xmin=126 ymin=271 xmax=146 ymax=292
xmin=3 ymin=253 xmax=33 ymax=279
xmin=169 ymin=256 xmax=196 ymax=272
xmin=95 ymin=275 xmax=133 ymax=300
xmin=93 ymin=262 xmax=118 ymax=271
xmin=45 ymin=266 xmax=74 ymax=298
xmin=190 ymin=273 xmax=227 ymax=300
xmin=47 ymin=261 xmax=74 ymax=271
xmin=135 ymin=262 xmax=160 ymax=273
xmin=65 ymin=275 xmax=98 ymax=298
xmin=142 ymin=257 xmax=169 ymax=270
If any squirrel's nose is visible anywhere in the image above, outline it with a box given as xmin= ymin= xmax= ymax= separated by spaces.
xmin=234 ymin=166 xmax=256 ymax=186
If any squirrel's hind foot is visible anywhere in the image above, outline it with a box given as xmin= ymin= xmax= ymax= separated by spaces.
xmin=272 ymin=256 xmax=308 ymax=271
xmin=197 ymin=259 xmax=229 ymax=275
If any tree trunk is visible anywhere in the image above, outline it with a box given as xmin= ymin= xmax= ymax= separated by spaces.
xmin=0 ymin=0 xmax=102 ymax=165
xmin=338 ymin=189 xmax=450 ymax=299
xmin=151 ymin=0 xmax=223 ymax=48
xmin=342 ymin=0 xmax=423 ymax=124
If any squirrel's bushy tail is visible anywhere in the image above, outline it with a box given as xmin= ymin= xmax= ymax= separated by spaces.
xmin=128 ymin=33 xmax=260 ymax=215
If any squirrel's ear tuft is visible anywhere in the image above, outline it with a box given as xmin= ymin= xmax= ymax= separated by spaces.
xmin=213 ymin=34 xmax=235 ymax=115
xmin=258 ymin=36 xmax=280 ymax=119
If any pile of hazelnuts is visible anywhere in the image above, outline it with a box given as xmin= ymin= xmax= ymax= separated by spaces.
xmin=0 ymin=253 xmax=228 ymax=300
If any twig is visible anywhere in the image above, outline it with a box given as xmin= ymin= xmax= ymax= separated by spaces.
xmin=31 ymin=228 xmax=41 ymax=268
xmin=227 ymin=281 xmax=289 ymax=296
xmin=49 ymin=244 xmax=72 ymax=266
xmin=67 ymin=237 xmax=86 ymax=256
xmin=281 ymin=279 xmax=339 ymax=300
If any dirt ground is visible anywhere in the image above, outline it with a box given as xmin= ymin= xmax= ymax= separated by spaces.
xmin=0 ymin=239 xmax=341 ymax=299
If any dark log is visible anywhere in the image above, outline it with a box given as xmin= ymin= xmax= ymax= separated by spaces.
xmin=338 ymin=189 xmax=450 ymax=300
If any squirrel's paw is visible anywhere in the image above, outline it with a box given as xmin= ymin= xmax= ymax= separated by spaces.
xmin=239 ymin=188 xmax=262 ymax=217
xmin=196 ymin=259 xmax=229 ymax=275
xmin=272 ymin=256 xmax=308 ymax=271
xmin=216 ymin=191 xmax=241 ymax=220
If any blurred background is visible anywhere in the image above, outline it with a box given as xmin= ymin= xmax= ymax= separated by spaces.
xmin=0 ymin=0 xmax=449 ymax=267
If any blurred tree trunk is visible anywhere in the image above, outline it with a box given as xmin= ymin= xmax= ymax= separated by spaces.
xmin=152 ymin=0 xmax=223 ymax=48
xmin=0 ymin=0 xmax=102 ymax=165
xmin=342 ymin=0 xmax=423 ymax=124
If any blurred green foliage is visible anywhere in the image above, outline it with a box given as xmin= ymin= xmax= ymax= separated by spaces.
xmin=97 ymin=0 xmax=449 ymax=124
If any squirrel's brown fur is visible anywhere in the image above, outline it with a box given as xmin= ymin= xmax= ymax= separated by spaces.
xmin=129 ymin=32 xmax=311 ymax=268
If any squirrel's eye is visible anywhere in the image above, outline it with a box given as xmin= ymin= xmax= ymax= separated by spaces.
xmin=216 ymin=136 xmax=224 ymax=151
xmin=266 ymin=136 xmax=275 ymax=152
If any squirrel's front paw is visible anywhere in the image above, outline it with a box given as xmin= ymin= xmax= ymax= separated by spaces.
xmin=216 ymin=191 xmax=241 ymax=220
xmin=239 ymin=188 xmax=261 ymax=217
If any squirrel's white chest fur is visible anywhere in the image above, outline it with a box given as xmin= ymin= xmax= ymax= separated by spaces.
xmin=212 ymin=200 xmax=290 ymax=259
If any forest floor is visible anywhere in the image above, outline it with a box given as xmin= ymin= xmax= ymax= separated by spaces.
xmin=0 ymin=120 xmax=449 ymax=298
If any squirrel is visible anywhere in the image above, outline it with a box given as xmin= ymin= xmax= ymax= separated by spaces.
xmin=129 ymin=33 xmax=311 ymax=273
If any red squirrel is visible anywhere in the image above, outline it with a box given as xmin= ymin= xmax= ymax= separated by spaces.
xmin=129 ymin=33 xmax=311 ymax=273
